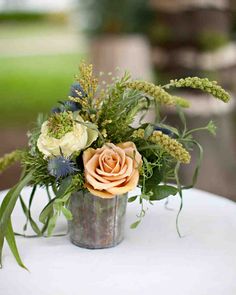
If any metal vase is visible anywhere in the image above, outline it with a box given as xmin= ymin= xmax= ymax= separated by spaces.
xmin=69 ymin=190 xmax=128 ymax=249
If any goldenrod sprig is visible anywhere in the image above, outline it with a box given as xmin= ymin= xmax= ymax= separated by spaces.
xmin=166 ymin=77 xmax=230 ymax=103
xmin=125 ymin=81 xmax=189 ymax=107
xmin=132 ymin=129 xmax=191 ymax=164
xmin=0 ymin=150 xmax=23 ymax=173
xmin=75 ymin=62 xmax=98 ymax=100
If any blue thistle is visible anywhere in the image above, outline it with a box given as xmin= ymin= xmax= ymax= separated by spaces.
xmin=51 ymin=100 xmax=81 ymax=114
xmin=63 ymin=100 xmax=81 ymax=112
xmin=51 ymin=107 xmax=62 ymax=114
xmin=51 ymin=83 xmax=86 ymax=114
xmin=69 ymin=82 xmax=87 ymax=98
xmin=154 ymin=126 xmax=174 ymax=137
xmin=47 ymin=156 xmax=78 ymax=179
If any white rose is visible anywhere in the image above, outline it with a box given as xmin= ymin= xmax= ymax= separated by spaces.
xmin=37 ymin=115 xmax=98 ymax=157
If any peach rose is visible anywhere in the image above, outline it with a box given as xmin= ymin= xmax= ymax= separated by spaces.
xmin=83 ymin=142 xmax=142 ymax=198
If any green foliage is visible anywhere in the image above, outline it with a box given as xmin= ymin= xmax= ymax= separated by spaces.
xmin=22 ymin=152 xmax=55 ymax=187
xmin=206 ymin=121 xmax=217 ymax=136
xmin=128 ymin=195 xmax=138 ymax=203
xmin=0 ymin=171 xmax=33 ymax=269
xmin=20 ymin=193 xmax=41 ymax=236
xmin=39 ymin=176 xmax=73 ymax=236
xmin=130 ymin=220 xmax=141 ymax=229
xmin=145 ymin=166 xmax=163 ymax=193
xmin=149 ymin=185 xmax=178 ymax=201
xmin=98 ymin=73 xmax=146 ymax=142
xmin=5 ymin=219 xmax=28 ymax=270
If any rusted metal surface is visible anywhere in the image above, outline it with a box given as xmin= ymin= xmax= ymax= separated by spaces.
xmin=69 ymin=191 xmax=128 ymax=249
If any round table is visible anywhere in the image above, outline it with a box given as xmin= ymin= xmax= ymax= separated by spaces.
xmin=0 ymin=187 xmax=236 ymax=295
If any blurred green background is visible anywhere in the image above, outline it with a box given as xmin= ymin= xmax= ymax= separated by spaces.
xmin=1 ymin=0 xmax=236 ymax=201
xmin=0 ymin=21 xmax=84 ymax=127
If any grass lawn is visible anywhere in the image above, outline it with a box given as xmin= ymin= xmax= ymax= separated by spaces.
xmin=0 ymin=53 xmax=85 ymax=127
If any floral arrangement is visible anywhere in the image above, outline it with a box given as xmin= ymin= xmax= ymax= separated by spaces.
xmin=0 ymin=63 xmax=230 ymax=269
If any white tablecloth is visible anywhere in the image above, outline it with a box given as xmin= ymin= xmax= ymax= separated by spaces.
xmin=0 ymin=187 xmax=236 ymax=295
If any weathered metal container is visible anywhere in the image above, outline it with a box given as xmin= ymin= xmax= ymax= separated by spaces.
xmin=69 ymin=191 xmax=128 ymax=249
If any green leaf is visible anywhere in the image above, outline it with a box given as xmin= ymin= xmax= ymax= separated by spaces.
xmin=145 ymin=166 xmax=163 ymax=192
xmin=20 ymin=194 xmax=41 ymax=235
xmin=39 ymin=177 xmax=72 ymax=225
xmin=207 ymin=120 xmax=217 ymax=136
xmin=61 ymin=207 xmax=73 ymax=220
xmin=0 ymin=171 xmax=33 ymax=268
xmin=130 ymin=220 xmax=141 ymax=229
xmin=56 ymin=176 xmax=72 ymax=198
xmin=140 ymin=194 xmax=150 ymax=201
xmin=128 ymin=195 xmax=138 ymax=203
xmin=39 ymin=199 xmax=55 ymax=224
xmin=144 ymin=124 xmax=154 ymax=139
xmin=54 ymin=192 xmax=71 ymax=204
xmin=19 ymin=196 xmax=29 ymax=231
xmin=5 ymin=219 xmax=28 ymax=270
xmin=150 ymin=185 xmax=178 ymax=201
xmin=47 ymin=214 xmax=58 ymax=236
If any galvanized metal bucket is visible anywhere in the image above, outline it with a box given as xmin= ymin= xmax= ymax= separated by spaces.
xmin=69 ymin=190 xmax=128 ymax=249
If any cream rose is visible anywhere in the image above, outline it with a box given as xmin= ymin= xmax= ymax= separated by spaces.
xmin=83 ymin=142 xmax=142 ymax=198
xmin=37 ymin=115 xmax=98 ymax=157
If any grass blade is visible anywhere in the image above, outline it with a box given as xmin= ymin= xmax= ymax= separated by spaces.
xmin=0 ymin=171 xmax=33 ymax=268
xmin=5 ymin=219 xmax=28 ymax=270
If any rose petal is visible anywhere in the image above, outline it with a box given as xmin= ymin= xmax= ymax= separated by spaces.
xmin=86 ymin=174 xmax=126 ymax=190
xmin=85 ymin=183 xmax=114 ymax=199
xmin=104 ymin=143 xmax=126 ymax=168
xmin=85 ymin=154 xmax=110 ymax=184
xmin=95 ymin=163 xmax=127 ymax=178
xmin=106 ymin=169 xmax=139 ymax=195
